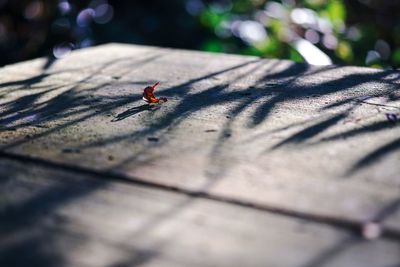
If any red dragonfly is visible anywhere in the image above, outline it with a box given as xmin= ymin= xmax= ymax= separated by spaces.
xmin=142 ymin=82 xmax=167 ymax=104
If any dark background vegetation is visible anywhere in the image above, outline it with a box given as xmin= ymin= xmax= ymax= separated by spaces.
xmin=0 ymin=0 xmax=399 ymax=68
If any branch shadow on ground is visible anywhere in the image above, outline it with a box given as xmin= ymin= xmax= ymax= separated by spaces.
xmin=0 ymin=55 xmax=268 ymax=267
xmin=0 ymin=52 xmax=400 ymax=267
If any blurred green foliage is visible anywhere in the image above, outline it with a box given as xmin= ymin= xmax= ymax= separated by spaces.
xmin=194 ymin=0 xmax=400 ymax=68
xmin=0 ymin=0 xmax=399 ymax=68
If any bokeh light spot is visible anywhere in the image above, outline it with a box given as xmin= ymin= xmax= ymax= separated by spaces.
xmin=291 ymin=8 xmax=317 ymax=26
xmin=238 ymin=20 xmax=267 ymax=44
xmin=77 ymin=8 xmax=95 ymax=27
xmin=305 ymin=29 xmax=319 ymax=44
xmin=24 ymin=1 xmax=44 ymax=20
xmin=93 ymin=4 xmax=114 ymax=24
xmin=365 ymin=50 xmax=381 ymax=65
xmin=264 ymin=2 xmax=287 ymax=19
xmin=322 ymin=34 xmax=338 ymax=49
xmin=58 ymin=0 xmax=71 ymax=15
xmin=185 ymin=0 xmax=204 ymax=16
xmin=293 ymin=38 xmax=332 ymax=65
xmin=53 ymin=42 xmax=74 ymax=58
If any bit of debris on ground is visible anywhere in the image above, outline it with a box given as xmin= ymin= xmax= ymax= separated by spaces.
xmin=147 ymin=137 xmax=159 ymax=142
xmin=385 ymin=112 xmax=398 ymax=123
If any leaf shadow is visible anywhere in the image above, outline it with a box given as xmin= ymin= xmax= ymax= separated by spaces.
xmin=1 ymin=51 xmax=400 ymax=267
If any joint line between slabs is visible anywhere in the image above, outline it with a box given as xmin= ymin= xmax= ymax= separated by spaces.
xmin=0 ymin=150 xmax=398 ymax=241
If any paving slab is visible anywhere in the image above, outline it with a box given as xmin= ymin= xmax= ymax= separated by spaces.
xmin=1 ymin=158 xmax=399 ymax=267
xmin=0 ymin=44 xmax=399 ymax=235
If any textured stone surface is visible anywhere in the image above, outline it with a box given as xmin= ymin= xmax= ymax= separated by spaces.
xmin=0 ymin=43 xmax=399 ymax=236
xmin=1 ymin=158 xmax=400 ymax=267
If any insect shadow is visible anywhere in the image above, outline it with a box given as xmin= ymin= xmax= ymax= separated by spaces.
xmin=111 ymin=104 xmax=158 ymax=122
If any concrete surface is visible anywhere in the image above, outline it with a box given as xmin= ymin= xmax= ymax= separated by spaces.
xmin=0 ymin=43 xmax=399 ymax=266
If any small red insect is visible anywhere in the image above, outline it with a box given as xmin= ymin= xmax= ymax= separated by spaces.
xmin=142 ymin=82 xmax=167 ymax=104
